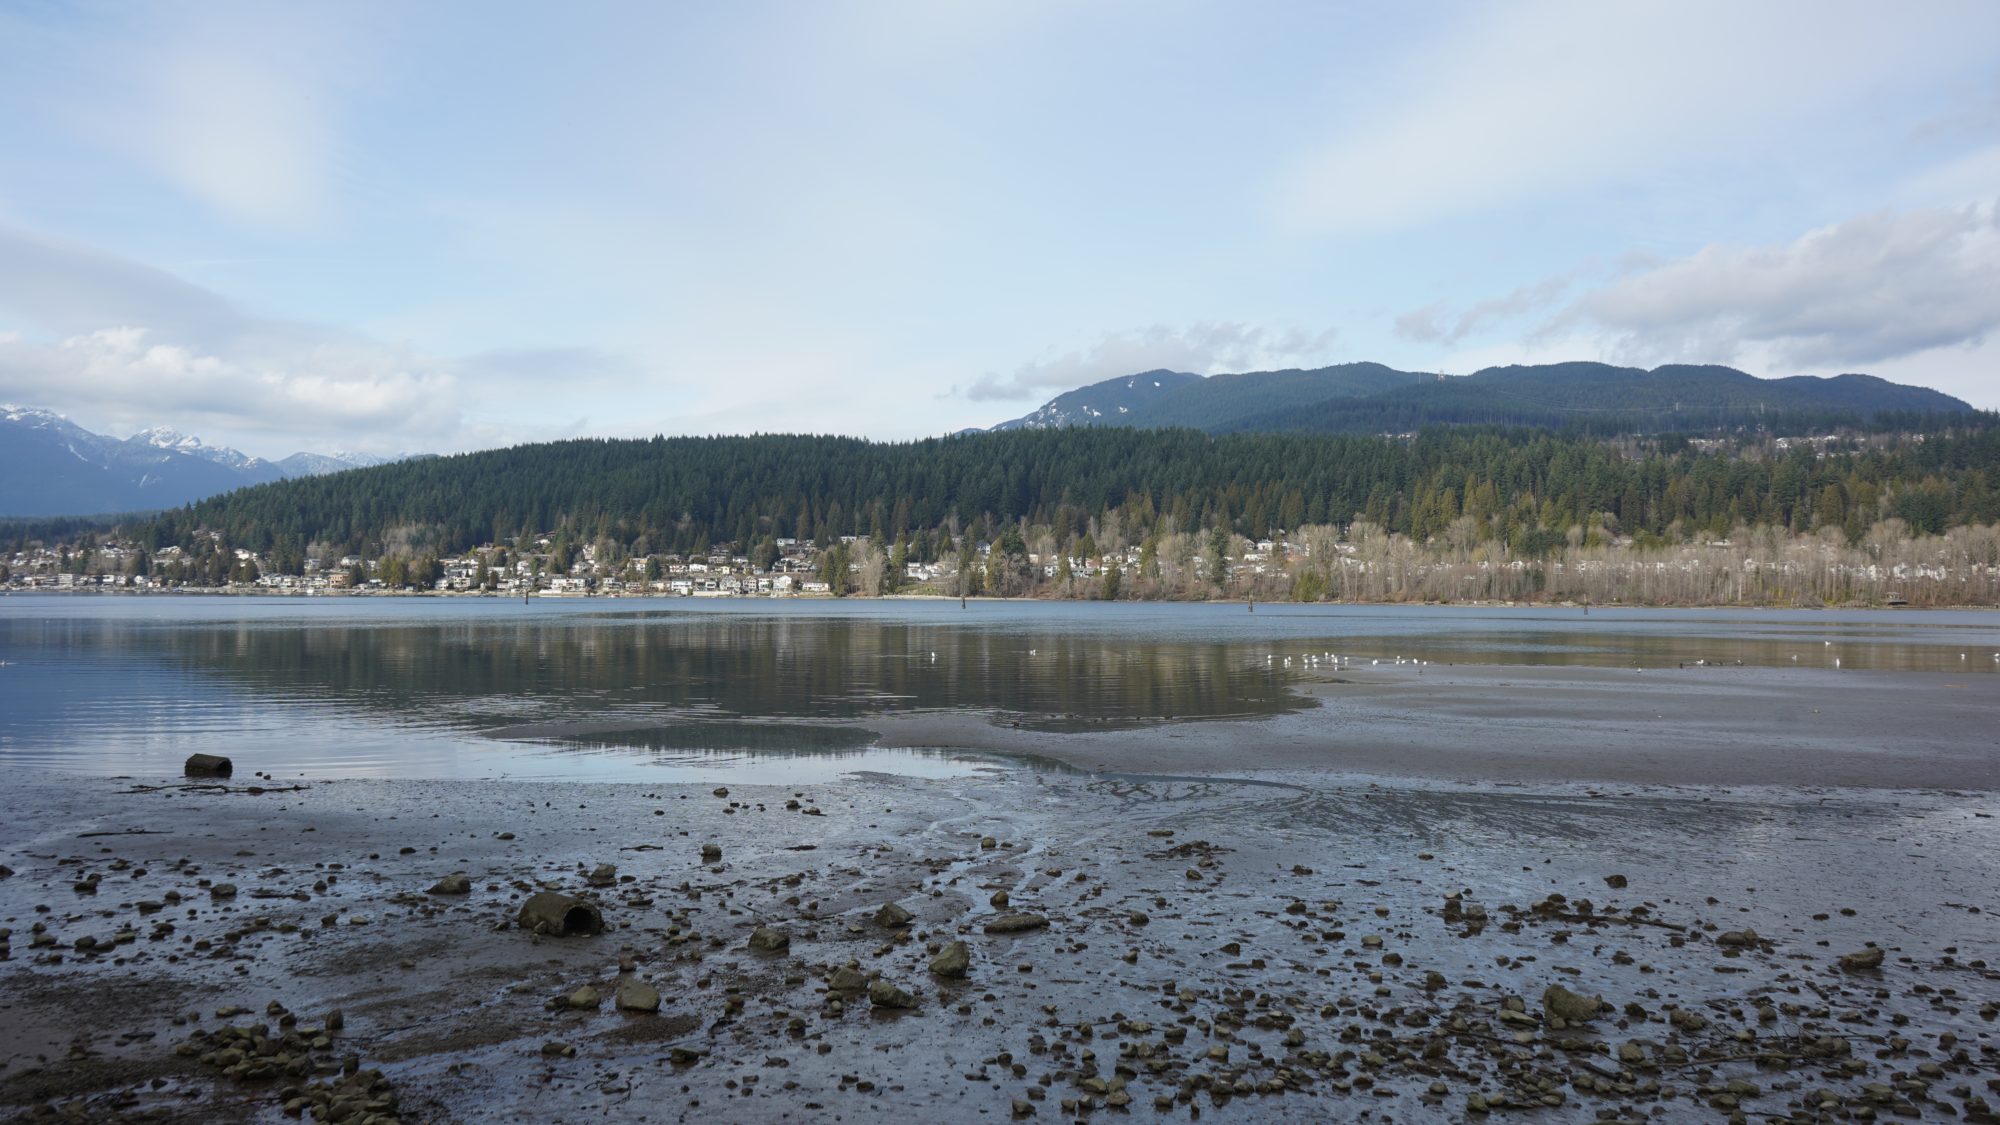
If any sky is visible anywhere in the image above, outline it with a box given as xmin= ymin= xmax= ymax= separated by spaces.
xmin=1 ymin=0 xmax=1997 ymax=459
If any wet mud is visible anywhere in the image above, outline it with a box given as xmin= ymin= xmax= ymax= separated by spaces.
xmin=3 ymin=765 xmax=1996 ymax=1123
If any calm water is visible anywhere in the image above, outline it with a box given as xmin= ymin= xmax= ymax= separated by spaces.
xmin=2 ymin=595 xmax=1996 ymax=780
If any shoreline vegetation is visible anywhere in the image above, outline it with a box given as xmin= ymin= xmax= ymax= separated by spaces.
xmin=6 ymin=424 xmax=2000 ymax=606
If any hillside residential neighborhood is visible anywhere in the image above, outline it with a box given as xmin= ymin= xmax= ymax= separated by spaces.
xmin=7 ymin=519 xmax=1998 ymax=608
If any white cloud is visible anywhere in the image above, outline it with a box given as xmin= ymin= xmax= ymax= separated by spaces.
xmin=1276 ymin=0 xmax=2000 ymax=234
xmin=963 ymin=323 xmax=1340 ymax=402
xmin=1565 ymin=201 xmax=2000 ymax=368
xmin=1396 ymin=279 xmax=1568 ymax=346
xmin=0 ymin=327 xmax=460 ymax=450
xmin=71 ymin=3 xmax=356 ymax=227
xmin=0 ymin=221 xmax=621 ymax=455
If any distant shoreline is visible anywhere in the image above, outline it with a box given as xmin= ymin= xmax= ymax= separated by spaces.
xmin=4 ymin=586 xmax=1994 ymax=611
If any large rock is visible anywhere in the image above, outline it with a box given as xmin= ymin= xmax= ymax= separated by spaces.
xmin=427 ymin=873 xmax=471 ymax=895
xmin=565 ymin=985 xmax=601 ymax=1009
xmin=868 ymin=980 xmax=917 ymax=1009
xmin=749 ymin=925 xmax=790 ymax=952
xmin=587 ymin=863 xmax=617 ymax=888
xmin=1542 ymin=984 xmax=1602 ymax=1023
xmin=827 ymin=966 xmax=869 ymax=992
xmin=517 ymin=892 xmax=604 ymax=937
xmin=184 ymin=753 xmax=232 ymax=778
xmin=614 ymin=979 xmax=660 ymax=1013
xmin=928 ymin=940 xmax=970 ymax=978
xmin=983 ymin=913 xmax=1049 ymax=935
xmin=874 ymin=902 xmax=915 ymax=928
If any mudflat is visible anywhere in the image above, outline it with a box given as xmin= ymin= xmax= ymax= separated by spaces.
xmin=873 ymin=664 xmax=2000 ymax=789
xmin=2 ymin=735 xmax=1996 ymax=1122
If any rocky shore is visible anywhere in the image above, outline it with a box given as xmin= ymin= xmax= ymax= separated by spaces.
xmin=2 ymin=764 xmax=1995 ymax=1123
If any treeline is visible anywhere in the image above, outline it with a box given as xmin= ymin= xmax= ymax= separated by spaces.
xmin=115 ymin=425 xmax=2000 ymax=565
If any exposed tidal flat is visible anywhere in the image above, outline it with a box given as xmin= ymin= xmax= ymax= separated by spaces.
xmin=0 ymin=598 xmax=1996 ymax=1122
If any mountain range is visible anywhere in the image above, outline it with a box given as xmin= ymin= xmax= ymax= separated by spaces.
xmin=985 ymin=361 xmax=1976 ymax=435
xmin=0 ymin=405 xmax=405 ymax=517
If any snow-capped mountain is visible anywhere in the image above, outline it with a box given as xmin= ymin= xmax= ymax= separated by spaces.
xmin=1 ymin=405 xmax=411 ymax=517
xmin=132 ymin=426 xmax=273 ymax=473
xmin=988 ymin=369 xmax=1205 ymax=430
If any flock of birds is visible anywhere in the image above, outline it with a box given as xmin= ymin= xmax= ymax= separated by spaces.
xmin=1266 ymin=651 xmax=1429 ymax=672
xmin=919 ymin=644 xmax=2000 ymax=672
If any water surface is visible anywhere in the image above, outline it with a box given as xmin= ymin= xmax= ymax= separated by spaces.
xmin=2 ymin=595 xmax=1994 ymax=779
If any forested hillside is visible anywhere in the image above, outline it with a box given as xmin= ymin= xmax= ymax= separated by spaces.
xmin=126 ymin=423 xmax=2000 ymax=564
xmin=988 ymin=361 xmax=1976 ymax=437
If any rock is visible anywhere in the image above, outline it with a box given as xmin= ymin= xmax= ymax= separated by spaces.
xmin=516 ymin=892 xmax=604 ymax=937
xmin=184 ymin=753 xmax=233 ymax=777
xmin=874 ymin=902 xmax=914 ymax=928
xmin=980 ymin=836 xmax=997 ymax=849
xmin=587 ymin=863 xmax=617 ymax=888
xmin=1839 ymin=946 xmax=1884 ymax=971
xmin=989 ymin=889 xmax=1010 ymax=908
xmin=1604 ymin=874 xmax=1628 ymax=888
xmin=1012 ymin=1098 xmax=1035 ymax=1117
xmin=426 ymin=873 xmax=471 ymax=895
xmin=749 ymin=925 xmax=790 ymax=952
xmin=984 ymin=914 xmax=1049 ymax=935
xmin=565 ymin=985 xmax=601 ymax=1009
xmin=614 ymin=979 xmax=660 ymax=1013
xmin=929 ymin=940 xmax=970 ymax=978
xmin=712 ymin=787 xmax=729 ymax=798
xmin=827 ymin=966 xmax=869 ymax=991
xmin=1542 ymin=984 xmax=1602 ymax=1023
xmin=700 ymin=844 xmax=722 ymax=862
xmin=1717 ymin=929 xmax=1758 ymax=947
xmin=210 ymin=883 xmax=238 ymax=898
xmin=867 ymin=980 xmax=917 ymax=1009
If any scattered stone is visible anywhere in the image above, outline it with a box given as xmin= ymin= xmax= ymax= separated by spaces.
xmin=565 ymin=985 xmax=601 ymax=1009
xmin=929 ymin=940 xmax=970 ymax=978
xmin=749 ymin=925 xmax=791 ymax=952
xmin=427 ymin=872 xmax=471 ymax=895
xmin=587 ymin=862 xmax=617 ymax=887
xmin=1542 ymin=984 xmax=1602 ymax=1023
xmin=989 ymin=889 xmax=1010 ymax=908
xmin=984 ymin=914 xmax=1049 ymax=935
xmin=1839 ymin=946 xmax=1884 ymax=971
xmin=614 ymin=978 xmax=660 ymax=1013
xmin=868 ymin=979 xmax=917 ymax=1009
xmin=1604 ymin=873 xmax=1628 ymax=888
xmin=874 ymin=901 xmax=914 ymax=928
xmin=701 ymin=843 xmax=723 ymax=862
xmin=827 ymin=966 xmax=869 ymax=991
